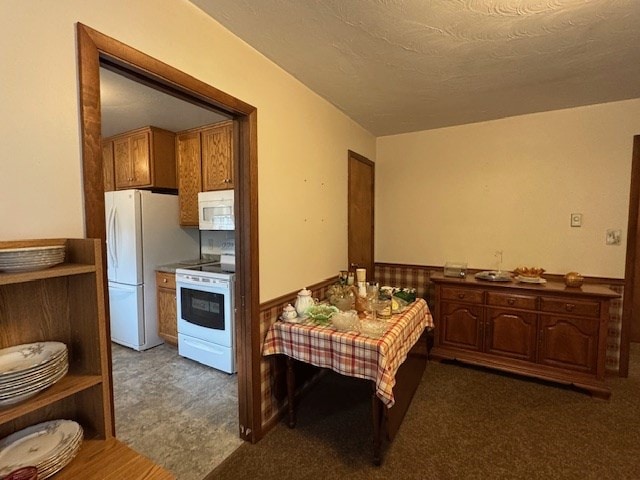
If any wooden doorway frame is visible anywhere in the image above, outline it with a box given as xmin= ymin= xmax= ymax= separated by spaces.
xmin=76 ymin=24 xmax=261 ymax=441
xmin=620 ymin=135 xmax=640 ymax=377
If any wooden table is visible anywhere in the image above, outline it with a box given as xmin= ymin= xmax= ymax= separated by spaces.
xmin=263 ymin=299 xmax=433 ymax=464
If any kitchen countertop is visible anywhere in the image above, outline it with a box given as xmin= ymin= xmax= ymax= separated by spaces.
xmin=156 ymin=256 xmax=219 ymax=274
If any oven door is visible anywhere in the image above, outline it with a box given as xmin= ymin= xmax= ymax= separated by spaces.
xmin=177 ymin=280 xmax=233 ymax=347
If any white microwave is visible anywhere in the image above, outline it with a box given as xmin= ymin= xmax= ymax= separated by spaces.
xmin=198 ymin=190 xmax=235 ymax=230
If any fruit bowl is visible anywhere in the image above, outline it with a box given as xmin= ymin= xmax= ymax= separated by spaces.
xmin=513 ymin=266 xmax=545 ymax=278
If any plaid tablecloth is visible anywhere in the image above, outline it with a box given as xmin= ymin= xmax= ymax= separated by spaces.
xmin=262 ymin=298 xmax=433 ymax=408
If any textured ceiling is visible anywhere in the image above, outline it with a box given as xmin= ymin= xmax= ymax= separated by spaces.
xmin=191 ymin=0 xmax=640 ymax=136
xmin=100 ymin=68 xmax=228 ymax=138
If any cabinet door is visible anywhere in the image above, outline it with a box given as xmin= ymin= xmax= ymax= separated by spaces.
xmin=176 ymin=131 xmax=202 ymax=226
xmin=485 ymin=308 xmax=537 ymax=361
xmin=439 ymin=302 xmax=484 ymax=351
xmin=157 ymin=286 xmax=177 ymax=346
xmin=538 ymin=315 xmax=599 ymax=374
xmin=113 ymin=132 xmax=151 ymax=189
xmin=113 ymin=137 xmax=132 ymax=189
xmin=202 ymin=122 xmax=233 ymax=191
xmin=129 ymin=132 xmax=151 ymax=187
xmin=102 ymin=141 xmax=115 ymax=192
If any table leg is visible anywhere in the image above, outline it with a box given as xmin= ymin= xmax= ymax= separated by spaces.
xmin=286 ymin=356 xmax=296 ymax=428
xmin=371 ymin=382 xmax=383 ymax=466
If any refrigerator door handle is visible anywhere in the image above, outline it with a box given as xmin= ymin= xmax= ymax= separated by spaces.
xmin=111 ymin=207 xmax=119 ymax=268
xmin=107 ymin=206 xmax=118 ymax=268
xmin=106 ymin=206 xmax=114 ymax=266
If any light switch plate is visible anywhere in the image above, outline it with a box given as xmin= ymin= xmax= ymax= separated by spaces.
xmin=571 ymin=213 xmax=582 ymax=227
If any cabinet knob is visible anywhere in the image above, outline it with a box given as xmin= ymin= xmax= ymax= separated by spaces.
xmin=458 ymin=293 xmax=465 ymax=299
xmin=163 ymin=278 xmax=167 ymax=283
xmin=507 ymin=298 xmax=515 ymax=305
xmin=565 ymin=303 xmax=576 ymax=312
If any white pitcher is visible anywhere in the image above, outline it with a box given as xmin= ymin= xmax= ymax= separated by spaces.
xmin=295 ymin=288 xmax=315 ymax=317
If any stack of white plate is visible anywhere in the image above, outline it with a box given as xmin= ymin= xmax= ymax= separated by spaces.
xmin=0 ymin=420 xmax=83 ymax=479
xmin=0 ymin=342 xmax=69 ymax=407
xmin=0 ymin=245 xmax=66 ymax=273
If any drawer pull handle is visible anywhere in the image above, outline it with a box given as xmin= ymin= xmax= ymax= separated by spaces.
xmin=507 ymin=298 xmax=515 ymax=305
xmin=565 ymin=303 xmax=576 ymax=312
xmin=163 ymin=278 xmax=168 ymax=283
xmin=458 ymin=293 xmax=465 ymax=299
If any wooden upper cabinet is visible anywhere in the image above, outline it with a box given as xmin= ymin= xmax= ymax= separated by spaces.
xmin=102 ymin=140 xmax=115 ymax=192
xmin=108 ymin=126 xmax=177 ymax=190
xmin=202 ymin=120 xmax=234 ymax=191
xmin=176 ymin=131 xmax=203 ymax=227
xmin=175 ymin=120 xmax=235 ymax=226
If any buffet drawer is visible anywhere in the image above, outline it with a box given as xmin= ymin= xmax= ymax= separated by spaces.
xmin=540 ymin=297 xmax=600 ymax=318
xmin=487 ymin=292 xmax=537 ymax=310
xmin=441 ymin=287 xmax=483 ymax=304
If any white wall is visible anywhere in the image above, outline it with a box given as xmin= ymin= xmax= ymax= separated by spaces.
xmin=0 ymin=0 xmax=376 ymax=301
xmin=376 ymin=99 xmax=640 ymax=278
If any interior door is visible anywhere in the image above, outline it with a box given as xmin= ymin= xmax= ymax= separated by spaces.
xmin=621 ymin=134 xmax=640 ymax=377
xmin=348 ymin=150 xmax=375 ymax=277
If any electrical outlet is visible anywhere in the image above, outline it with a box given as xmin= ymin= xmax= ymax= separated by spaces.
xmin=606 ymin=229 xmax=621 ymax=245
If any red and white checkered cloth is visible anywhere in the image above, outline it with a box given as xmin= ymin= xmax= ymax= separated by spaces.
xmin=262 ymin=298 xmax=433 ymax=408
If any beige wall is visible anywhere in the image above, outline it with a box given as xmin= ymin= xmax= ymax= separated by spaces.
xmin=376 ymin=99 xmax=640 ymax=279
xmin=0 ymin=0 xmax=376 ymax=301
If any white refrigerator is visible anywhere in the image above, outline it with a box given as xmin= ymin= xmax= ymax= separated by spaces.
xmin=105 ymin=190 xmax=199 ymax=351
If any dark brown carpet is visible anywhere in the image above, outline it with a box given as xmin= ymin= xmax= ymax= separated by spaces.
xmin=207 ymin=346 xmax=640 ymax=480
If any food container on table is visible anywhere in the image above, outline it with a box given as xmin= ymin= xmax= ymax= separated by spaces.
xmin=305 ymin=304 xmax=339 ymax=326
xmin=375 ymin=299 xmax=392 ymax=319
xmin=282 ymin=303 xmax=297 ymax=320
xmin=331 ymin=310 xmax=359 ymax=332
xmin=360 ymin=318 xmax=388 ymax=338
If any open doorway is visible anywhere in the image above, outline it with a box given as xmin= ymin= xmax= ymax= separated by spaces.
xmin=99 ymin=65 xmax=242 ymax=478
xmin=77 ymin=21 xmax=261 ymax=473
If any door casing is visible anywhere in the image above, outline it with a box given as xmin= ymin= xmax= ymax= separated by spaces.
xmin=76 ymin=23 xmax=262 ymax=441
xmin=348 ymin=150 xmax=375 ymax=276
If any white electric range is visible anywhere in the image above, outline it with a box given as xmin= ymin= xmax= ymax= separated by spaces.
xmin=175 ymin=253 xmax=236 ymax=373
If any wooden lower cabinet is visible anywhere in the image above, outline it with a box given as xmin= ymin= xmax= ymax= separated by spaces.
xmin=156 ymin=271 xmax=177 ymax=346
xmin=538 ymin=315 xmax=600 ymax=374
xmin=430 ymin=273 xmax=619 ymax=398
xmin=440 ymin=302 xmax=483 ymax=352
xmin=485 ymin=308 xmax=537 ymax=362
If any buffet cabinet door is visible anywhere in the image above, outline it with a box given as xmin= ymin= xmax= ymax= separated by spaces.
xmin=485 ymin=308 xmax=537 ymax=362
xmin=439 ymin=302 xmax=484 ymax=352
xmin=537 ymin=315 xmax=599 ymax=374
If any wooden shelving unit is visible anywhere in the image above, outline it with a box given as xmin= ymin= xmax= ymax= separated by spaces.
xmin=0 ymin=238 xmax=173 ymax=479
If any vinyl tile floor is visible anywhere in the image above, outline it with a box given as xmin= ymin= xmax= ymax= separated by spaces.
xmin=111 ymin=343 xmax=243 ymax=480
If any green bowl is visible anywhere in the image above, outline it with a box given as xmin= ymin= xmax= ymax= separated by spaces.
xmin=306 ymin=304 xmax=339 ymax=325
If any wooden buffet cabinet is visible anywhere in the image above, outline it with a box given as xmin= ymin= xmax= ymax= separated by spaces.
xmin=430 ymin=273 xmax=620 ymax=398
xmin=176 ymin=120 xmax=235 ymax=226
xmin=0 ymin=238 xmax=172 ymax=479
xmin=156 ymin=271 xmax=178 ymax=346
